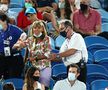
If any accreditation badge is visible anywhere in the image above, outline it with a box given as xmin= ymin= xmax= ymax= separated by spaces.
xmin=4 ymin=47 xmax=11 ymax=56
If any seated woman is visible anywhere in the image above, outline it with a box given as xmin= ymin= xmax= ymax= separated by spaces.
xmin=24 ymin=21 xmax=52 ymax=89
xmin=23 ymin=66 xmax=45 ymax=90
xmin=17 ymin=0 xmax=43 ymax=33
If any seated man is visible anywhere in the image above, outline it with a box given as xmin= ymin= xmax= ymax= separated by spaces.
xmin=53 ymin=64 xmax=86 ymax=90
xmin=73 ymin=0 xmax=101 ymax=37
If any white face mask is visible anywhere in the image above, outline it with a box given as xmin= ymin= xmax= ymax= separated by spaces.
xmin=33 ymin=32 xmax=42 ymax=38
xmin=0 ymin=24 xmax=3 ymax=30
xmin=0 ymin=4 xmax=8 ymax=12
xmin=68 ymin=72 xmax=76 ymax=81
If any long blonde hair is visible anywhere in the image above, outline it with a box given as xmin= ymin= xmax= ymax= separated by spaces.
xmin=30 ymin=20 xmax=47 ymax=36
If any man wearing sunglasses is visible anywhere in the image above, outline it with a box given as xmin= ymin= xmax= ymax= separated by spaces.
xmin=49 ymin=20 xmax=88 ymax=83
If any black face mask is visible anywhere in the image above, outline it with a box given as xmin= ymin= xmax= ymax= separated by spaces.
xmin=60 ymin=31 xmax=67 ymax=37
xmin=80 ymin=4 xmax=88 ymax=12
xmin=32 ymin=76 xmax=39 ymax=81
xmin=36 ymin=89 xmax=41 ymax=90
xmin=40 ymin=32 xmax=45 ymax=40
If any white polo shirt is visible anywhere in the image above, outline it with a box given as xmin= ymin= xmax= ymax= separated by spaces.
xmin=59 ymin=32 xmax=88 ymax=66
xmin=53 ymin=79 xmax=86 ymax=90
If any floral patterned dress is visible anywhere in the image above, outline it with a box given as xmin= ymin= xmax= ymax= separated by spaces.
xmin=27 ymin=36 xmax=51 ymax=69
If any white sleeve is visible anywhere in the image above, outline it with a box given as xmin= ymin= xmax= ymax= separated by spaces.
xmin=81 ymin=83 xmax=86 ymax=90
xmin=19 ymin=32 xmax=27 ymax=41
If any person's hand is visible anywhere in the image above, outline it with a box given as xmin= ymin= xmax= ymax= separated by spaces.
xmin=45 ymin=6 xmax=53 ymax=13
xmin=12 ymin=43 xmax=20 ymax=49
xmin=30 ymin=50 xmax=35 ymax=56
xmin=12 ymin=40 xmax=26 ymax=50
xmin=48 ymin=53 xmax=57 ymax=61
xmin=29 ymin=57 xmax=36 ymax=61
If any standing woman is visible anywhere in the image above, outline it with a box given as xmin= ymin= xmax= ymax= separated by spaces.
xmin=25 ymin=21 xmax=51 ymax=89
xmin=0 ymin=13 xmax=27 ymax=79
xmin=23 ymin=66 xmax=45 ymax=90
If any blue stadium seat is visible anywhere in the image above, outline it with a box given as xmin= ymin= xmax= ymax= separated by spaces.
xmin=96 ymin=58 xmax=108 ymax=71
xmin=94 ymin=49 xmax=108 ymax=62
xmin=9 ymin=3 xmax=23 ymax=8
xmin=97 ymin=9 xmax=108 ymax=23
xmin=49 ymin=78 xmax=55 ymax=90
xmin=94 ymin=49 xmax=108 ymax=70
xmin=8 ymin=8 xmax=22 ymax=14
xmin=91 ymin=79 xmax=108 ymax=90
xmin=4 ymin=78 xmax=24 ymax=90
xmin=84 ymin=36 xmax=108 ymax=54
xmin=55 ymin=35 xmax=65 ymax=50
xmin=10 ymin=0 xmax=25 ymax=8
xmin=84 ymin=36 xmax=108 ymax=47
xmin=87 ymin=51 xmax=94 ymax=64
xmin=49 ymin=36 xmax=55 ymax=49
xmin=87 ymin=64 xmax=108 ymax=84
xmin=47 ymin=22 xmax=55 ymax=33
xmin=102 ymin=23 xmax=108 ymax=32
xmin=86 ymin=82 xmax=90 ymax=90
xmin=51 ymin=63 xmax=67 ymax=81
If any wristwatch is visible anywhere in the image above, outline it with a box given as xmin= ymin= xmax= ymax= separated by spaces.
xmin=56 ymin=54 xmax=60 ymax=59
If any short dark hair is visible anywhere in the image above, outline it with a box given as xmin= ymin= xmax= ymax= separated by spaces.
xmin=64 ymin=21 xmax=73 ymax=29
xmin=3 ymin=83 xmax=15 ymax=90
xmin=0 ymin=12 xmax=9 ymax=23
xmin=67 ymin=64 xmax=80 ymax=74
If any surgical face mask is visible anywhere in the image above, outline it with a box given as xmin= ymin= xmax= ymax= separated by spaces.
xmin=68 ymin=72 xmax=76 ymax=81
xmin=25 ymin=2 xmax=32 ymax=8
xmin=34 ymin=32 xmax=42 ymax=38
xmin=0 ymin=24 xmax=3 ymax=30
xmin=80 ymin=4 xmax=88 ymax=12
xmin=0 ymin=4 xmax=8 ymax=12
xmin=32 ymin=76 xmax=39 ymax=81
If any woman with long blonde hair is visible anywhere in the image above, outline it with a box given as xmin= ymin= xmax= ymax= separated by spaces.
xmin=25 ymin=21 xmax=52 ymax=89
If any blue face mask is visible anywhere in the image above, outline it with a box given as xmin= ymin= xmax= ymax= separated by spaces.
xmin=25 ymin=2 xmax=32 ymax=8
xmin=0 ymin=24 xmax=3 ymax=30
xmin=68 ymin=72 xmax=76 ymax=81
